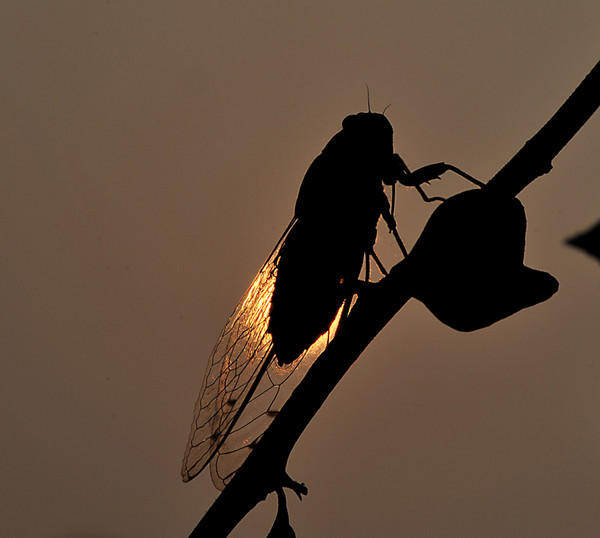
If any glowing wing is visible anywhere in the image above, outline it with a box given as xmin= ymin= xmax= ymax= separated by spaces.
xmin=181 ymin=220 xmax=344 ymax=490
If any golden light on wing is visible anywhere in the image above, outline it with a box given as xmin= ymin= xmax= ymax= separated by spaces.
xmin=182 ymin=232 xmax=347 ymax=489
xmin=181 ymin=254 xmax=279 ymax=484
xmin=211 ymin=301 xmax=345 ymax=489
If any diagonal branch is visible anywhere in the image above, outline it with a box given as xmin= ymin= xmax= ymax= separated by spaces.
xmin=486 ymin=60 xmax=600 ymax=197
xmin=188 ymin=60 xmax=600 ymax=537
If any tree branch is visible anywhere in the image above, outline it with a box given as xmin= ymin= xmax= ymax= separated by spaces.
xmin=189 ymin=268 xmax=412 ymax=537
xmin=486 ymin=60 xmax=600 ymax=197
xmin=188 ymin=60 xmax=600 ymax=537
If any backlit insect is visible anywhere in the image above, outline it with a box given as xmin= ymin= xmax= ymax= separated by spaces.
xmin=181 ymin=109 xmax=482 ymax=490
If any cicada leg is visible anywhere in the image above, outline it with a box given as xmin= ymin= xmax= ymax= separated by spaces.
xmin=415 ymin=183 xmax=445 ymax=203
xmin=445 ymin=164 xmax=485 ymax=187
xmin=369 ymin=248 xmax=389 ymax=277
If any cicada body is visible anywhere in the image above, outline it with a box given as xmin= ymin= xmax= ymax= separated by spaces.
xmin=182 ymin=111 xmax=444 ymax=489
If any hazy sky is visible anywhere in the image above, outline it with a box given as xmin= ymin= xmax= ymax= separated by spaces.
xmin=2 ymin=2 xmax=600 ymax=537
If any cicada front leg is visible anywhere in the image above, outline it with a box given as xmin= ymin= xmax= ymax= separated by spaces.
xmin=404 ymin=162 xmax=485 ymax=203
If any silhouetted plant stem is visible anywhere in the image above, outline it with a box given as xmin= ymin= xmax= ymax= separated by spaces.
xmin=189 ymin=270 xmax=412 ymax=538
xmin=188 ymin=60 xmax=599 ymax=538
xmin=486 ymin=60 xmax=600 ymax=197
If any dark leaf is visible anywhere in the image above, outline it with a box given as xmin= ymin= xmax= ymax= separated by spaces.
xmin=567 ymin=220 xmax=600 ymax=262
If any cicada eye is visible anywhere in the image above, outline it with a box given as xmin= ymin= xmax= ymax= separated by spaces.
xmin=382 ymin=153 xmax=409 ymax=185
xmin=342 ymin=114 xmax=359 ymax=130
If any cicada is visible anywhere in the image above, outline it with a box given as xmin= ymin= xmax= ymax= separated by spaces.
xmin=181 ymin=110 xmax=481 ymax=491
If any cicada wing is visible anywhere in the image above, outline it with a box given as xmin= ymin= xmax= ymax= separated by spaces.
xmin=181 ymin=242 xmax=278 ymax=484
xmin=210 ymin=303 xmax=344 ymax=489
xmin=181 ymin=220 xmax=345 ymax=490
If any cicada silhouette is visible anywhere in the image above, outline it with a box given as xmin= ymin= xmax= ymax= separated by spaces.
xmin=181 ymin=109 xmax=482 ymax=491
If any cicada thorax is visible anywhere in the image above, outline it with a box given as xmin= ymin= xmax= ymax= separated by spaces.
xmin=268 ymin=112 xmax=399 ymax=365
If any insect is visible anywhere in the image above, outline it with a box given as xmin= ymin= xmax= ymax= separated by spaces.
xmin=181 ymin=108 xmax=482 ymax=492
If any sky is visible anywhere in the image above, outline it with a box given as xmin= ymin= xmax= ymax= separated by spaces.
xmin=2 ymin=2 xmax=600 ymax=537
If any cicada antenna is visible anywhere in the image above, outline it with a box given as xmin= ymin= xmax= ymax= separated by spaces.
xmin=382 ymin=103 xmax=392 ymax=115
xmin=365 ymin=83 xmax=371 ymax=112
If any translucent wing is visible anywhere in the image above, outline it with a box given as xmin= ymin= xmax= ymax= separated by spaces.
xmin=182 ymin=219 xmax=344 ymax=490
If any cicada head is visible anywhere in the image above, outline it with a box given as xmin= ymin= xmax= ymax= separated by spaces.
xmin=341 ymin=111 xmax=393 ymax=145
xmin=341 ymin=112 xmax=411 ymax=186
